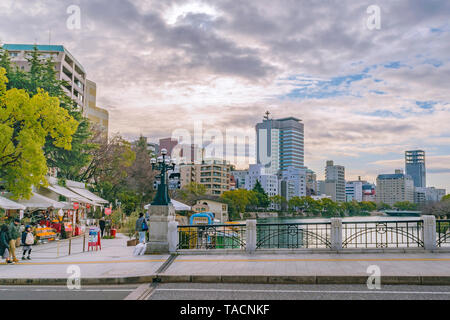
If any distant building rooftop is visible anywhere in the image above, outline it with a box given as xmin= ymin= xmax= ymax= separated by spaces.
xmin=2 ymin=43 xmax=85 ymax=73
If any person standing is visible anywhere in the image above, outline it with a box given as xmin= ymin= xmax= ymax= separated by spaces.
xmin=8 ymin=218 xmax=21 ymax=263
xmin=21 ymin=225 xmax=34 ymax=260
xmin=0 ymin=224 xmax=12 ymax=264
xmin=99 ymin=217 xmax=106 ymax=238
xmin=135 ymin=213 xmax=148 ymax=244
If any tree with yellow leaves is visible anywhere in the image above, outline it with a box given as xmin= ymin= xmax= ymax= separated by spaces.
xmin=0 ymin=67 xmax=78 ymax=199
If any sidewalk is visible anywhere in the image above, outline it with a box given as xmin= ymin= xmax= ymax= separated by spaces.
xmin=1 ymin=235 xmax=449 ymax=285
xmin=0 ymin=234 xmax=169 ymax=283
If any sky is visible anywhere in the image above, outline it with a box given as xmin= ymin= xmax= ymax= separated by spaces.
xmin=1 ymin=0 xmax=449 ymax=191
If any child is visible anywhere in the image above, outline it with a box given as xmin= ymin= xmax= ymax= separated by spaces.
xmin=21 ymin=225 xmax=34 ymax=260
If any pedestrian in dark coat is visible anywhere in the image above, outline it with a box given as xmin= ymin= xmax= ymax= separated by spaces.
xmin=0 ymin=224 xmax=12 ymax=264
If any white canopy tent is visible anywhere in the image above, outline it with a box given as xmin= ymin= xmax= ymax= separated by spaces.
xmin=68 ymin=187 xmax=109 ymax=204
xmin=0 ymin=196 xmax=26 ymax=210
xmin=15 ymin=192 xmax=65 ymax=210
xmin=144 ymin=199 xmax=191 ymax=211
xmin=43 ymin=185 xmax=97 ymax=205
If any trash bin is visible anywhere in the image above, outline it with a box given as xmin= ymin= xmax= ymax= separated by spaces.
xmin=110 ymin=229 xmax=117 ymax=238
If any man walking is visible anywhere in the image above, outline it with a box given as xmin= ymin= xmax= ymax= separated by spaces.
xmin=8 ymin=218 xmax=21 ymax=263
xmin=135 ymin=213 xmax=148 ymax=244
xmin=99 ymin=217 xmax=106 ymax=238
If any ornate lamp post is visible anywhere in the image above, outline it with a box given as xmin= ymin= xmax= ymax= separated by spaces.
xmin=151 ymin=148 xmax=176 ymax=206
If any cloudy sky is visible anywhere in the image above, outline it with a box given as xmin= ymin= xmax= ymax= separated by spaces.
xmin=1 ymin=0 xmax=449 ymax=190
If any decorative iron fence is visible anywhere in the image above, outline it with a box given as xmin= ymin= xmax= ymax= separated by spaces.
xmin=436 ymin=219 xmax=450 ymax=247
xmin=342 ymin=220 xmax=424 ymax=248
xmin=256 ymin=222 xmax=331 ymax=249
xmin=177 ymin=224 xmax=246 ymax=249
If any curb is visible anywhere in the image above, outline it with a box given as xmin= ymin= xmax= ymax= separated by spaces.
xmin=1 ymin=275 xmax=450 ymax=286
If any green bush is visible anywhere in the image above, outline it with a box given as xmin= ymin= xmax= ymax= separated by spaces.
xmin=124 ymin=211 xmax=139 ymax=239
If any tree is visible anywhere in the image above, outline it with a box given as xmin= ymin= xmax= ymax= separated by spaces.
xmin=87 ymin=134 xmax=136 ymax=206
xmin=0 ymin=67 xmax=78 ymax=198
xmin=179 ymin=182 xmax=207 ymax=203
xmin=0 ymin=46 xmax=95 ymax=180
xmin=393 ymin=201 xmax=417 ymax=211
xmin=125 ymin=135 xmax=157 ymax=208
xmin=221 ymin=189 xmax=254 ymax=220
xmin=441 ymin=194 xmax=450 ymax=202
xmin=269 ymin=195 xmax=286 ymax=212
xmin=251 ymin=180 xmax=270 ymax=209
xmin=377 ymin=202 xmax=392 ymax=211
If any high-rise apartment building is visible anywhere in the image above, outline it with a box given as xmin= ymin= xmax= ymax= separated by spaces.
xmin=376 ymin=169 xmax=414 ymax=206
xmin=325 ymin=160 xmax=346 ymax=202
xmin=3 ymin=44 xmax=109 ymax=139
xmin=4 ymin=44 xmax=87 ymax=110
xmin=179 ymin=159 xmax=231 ymax=196
xmin=256 ymin=114 xmax=304 ymax=175
xmin=405 ymin=150 xmax=426 ymax=188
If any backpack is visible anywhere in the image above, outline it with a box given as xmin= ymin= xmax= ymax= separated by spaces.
xmin=25 ymin=232 xmax=34 ymax=245
xmin=142 ymin=220 xmax=148 ymax=231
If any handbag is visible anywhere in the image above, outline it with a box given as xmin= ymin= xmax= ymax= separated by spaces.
xmin=142 ymin=220 xmax=148 ymax=231
xmin=2 ymin=248 xmax=9 ymax=260
xmin=15 ymin=238 xmax=21 ymax=247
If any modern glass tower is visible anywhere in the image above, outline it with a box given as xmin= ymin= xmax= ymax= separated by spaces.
xmin=405 ymin=150 xmax=426 ymax=188
xmin=256 ymin=113 xmax=304 ymax=175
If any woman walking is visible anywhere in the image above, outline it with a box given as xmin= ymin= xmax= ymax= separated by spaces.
xmin=21 ymin=225 xmax=34 ymax=260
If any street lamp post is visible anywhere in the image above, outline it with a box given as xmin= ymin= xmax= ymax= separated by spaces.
xmin=151 ymin=148 xmax=176 ymax=206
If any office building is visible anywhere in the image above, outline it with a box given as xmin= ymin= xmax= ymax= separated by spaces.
xmin=345 ymin=180 xmax=363 ymax=202
xmin=279 ymin=167 xmax=307 ymax=201
xmin=245 ymin=164 xmax=279 ymax=198
xmin=230 ymin=170 xmax=248 ymax=189
xmin=305 ymin=169 xmax=318 ymax=196
xmin=376 ymin=169 xmax=414 ymax=206
xmin=325 ymin=160 xmax=346 ymax=202
xmin=256 ymin=113 xmax=304 ymax=175
xmin=159 ymin=138 xmax=178 ymax=156
xmin=405 ymin=150 xmax=426 ymax=188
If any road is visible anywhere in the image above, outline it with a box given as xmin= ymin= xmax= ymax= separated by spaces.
xmin=0 ymin=283 xmax=449 ymax=300
xmin=0 ymin=285 xmax=138 ymax=300
xmin=147 ymin=283 xmax=450 ymax=300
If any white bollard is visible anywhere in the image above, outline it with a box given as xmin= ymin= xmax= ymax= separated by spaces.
xmin=330 ymin=218 xmax=343 ymax=251
xmin=422 ymin=215 xmax=437 ymax=250
xmin=168 ymin=220 xmax=179 ymax=253
xmin=246 ymin=220 xmax=257 ymax=253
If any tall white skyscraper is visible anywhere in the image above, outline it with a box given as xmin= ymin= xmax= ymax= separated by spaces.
xmin=256 ymin=113 xmax=304 ymax=175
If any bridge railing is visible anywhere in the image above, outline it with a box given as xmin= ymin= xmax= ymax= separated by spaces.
xmin=342 ymin=220 xmax=424 ymax=248
xmin=173 ymin=216 xmax=449 ymax=252
xmin=255 ymin=222 xmax=331 ymax=249
xmin=177 ymin=224 xmax=246 ymax=250
xmin=436 ymin=219 xmax=450 ymax=247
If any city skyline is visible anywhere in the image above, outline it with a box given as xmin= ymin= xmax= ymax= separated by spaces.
xmin=1 ymin=0 xmax=449 ymax=191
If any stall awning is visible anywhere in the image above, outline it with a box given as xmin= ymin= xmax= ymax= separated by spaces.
xmin=45 ymin=185 xmax=97 ymax=205
xmin=68 ymin=187 xmax=109 ymax=204
xmin=15 ymin=193 xmax=65 ymax=210
xmin=144 ymin=199 xmax=191 ymax=211
xmin=0 ymin=196 xmax=26 ymax=210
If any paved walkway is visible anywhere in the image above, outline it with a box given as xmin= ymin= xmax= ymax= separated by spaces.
xmin=1 ymin=234 xmax=449 ymax=284
xmin=1 ymin=234 xmax=168 ymax=279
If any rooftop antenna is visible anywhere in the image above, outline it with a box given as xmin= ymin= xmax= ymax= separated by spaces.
xmin=264 ymin=110 xmax=270 ymax=120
